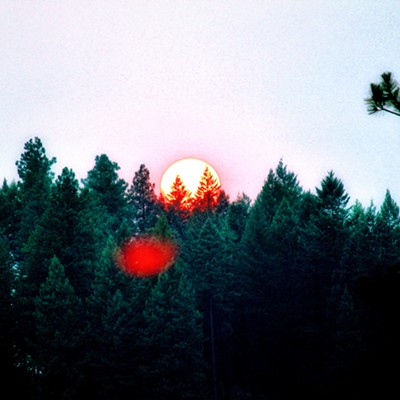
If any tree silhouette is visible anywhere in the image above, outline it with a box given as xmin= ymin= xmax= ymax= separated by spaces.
xmin=193 ymin=166 xmax=221 ymax=213
xmin=366 ymin=72 xmax=400 ymax=117
xmin=161 ymin=175 xmax=193 ymax=224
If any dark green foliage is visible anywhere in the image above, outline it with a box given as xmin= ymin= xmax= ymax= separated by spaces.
xmin=23 ymin=168 xmax=81 ymax=292
xmin=83 ymin=154 xmax=129 ymax=239
xmin=34 ymin=256 xmax=84 ymax=399
xmin=139 ymin=261 xmax=207 ymax=400
xmin=226 ymin=193 xmax=251 ymax=242
xmin=127 ymin=164 xmax=161 ymax=234
xmin=0 ymin=179 xmax=20 ymax=254
xmin=366 ymin=72 xmax=400 ymax=117
xmin=4 ymin=138 xmax=400 ymax=399
xmin=15 ymin=137 xmax=56 ymax=257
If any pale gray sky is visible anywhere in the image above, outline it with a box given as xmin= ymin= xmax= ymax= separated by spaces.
xmin=1 ymin=1 xmax=400 ymax=206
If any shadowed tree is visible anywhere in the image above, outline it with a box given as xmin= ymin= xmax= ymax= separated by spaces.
xmin=139 ymin=260 xmax=207 ymax=400
xmin=226 ymin=193 xmax=251 ymax=242
xmin=34 ymin=256 xmax=84 ymax=399
xmin=15 ymin=137 xmax=56 ymax=258
xmin=83 ymin=154 xmax=129 ymax=239
xmin=22 ymin=168 xmax=83 ymax=294
xmin=239 ymin=162 xmax=304 ymax=396
xmin=0 ymin=179 xmax=20 ymax=255
xmin=0 ymin=229 xmax=29 ymax=395
xmin=366 ymin=72 xmax=400 ymax=117
xmin=127 ymin=164 xmax=161 ymax=234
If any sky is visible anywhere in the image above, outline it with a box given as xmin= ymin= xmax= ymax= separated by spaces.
xmin=1 ymin=1 xmax=400 ymax=206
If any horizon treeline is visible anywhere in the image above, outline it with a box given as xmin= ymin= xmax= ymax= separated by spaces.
xmin=1 ymin=137 xmax=400 ymax=399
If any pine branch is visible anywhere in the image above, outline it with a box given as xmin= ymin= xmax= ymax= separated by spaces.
xmin=376 ymin=105 xmax=400 ymax=117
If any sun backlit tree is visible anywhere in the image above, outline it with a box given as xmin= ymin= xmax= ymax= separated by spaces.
xmin=161 ymin=175 xmax=193 ymax=222
xmin=193 ymin=166 xmax=222 ymax=213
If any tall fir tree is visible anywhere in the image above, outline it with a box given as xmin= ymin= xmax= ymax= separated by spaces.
xmin=225 ymin=193 xmax=251 ymax=242
xmin=374 ymin=189 xmax=400 ymax=267
xmin=139 ymin=260 xmax=207 ymax=400
xmin=313 ymin=171 xmax=350 ymax=304
xmin=83 ymin=154 xmax=129 ymax=239
xmin=162 ymin=175 xmax=193 ymax=228
xmin=127 ymin=164 xmax=160 ymax=234
xmin=33 ymin=256 xmax=84 ymax=399
xmin=22 ymin=168 xmax=83 ymax=294
xmin=15 ymin=137 xmax=56 ymax=259
xmin=238 ymin=161 xmax=304 ymax=397
xmin=193 ymin=166 xmax=222 ymax=214
xmin=0 ymin=179 xmax=20 ymax=255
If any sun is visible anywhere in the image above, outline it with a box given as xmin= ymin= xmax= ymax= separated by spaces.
xmin=160 ymin=158 xmax=220 ymax=197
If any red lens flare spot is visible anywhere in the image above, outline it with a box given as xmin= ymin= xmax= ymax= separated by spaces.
xmin=116 ymin=236 xmax=178 ymax=277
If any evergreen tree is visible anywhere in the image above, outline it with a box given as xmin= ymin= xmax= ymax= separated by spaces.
xmin=183 ymin=215 xmax=236 ymax=398
xmin=22 ymin=168 xmax=82 ymax=294
xmin=0 ymin=229 xmax=27 ymax=394
xmin=316 ymin=171 xmax=350 ymax=221
xmin=238 ymin=161 xmax=304 ymax=396
xmin=15 ymin=137 xmax=56 ymax=258
xmin=215 ymin=190 xmax=230 ymax=216
xmin=313 ymin=171 xmax=350 ymax=301
xmin=0 ymin=179 xmax=20 ymax=255
xmin=226 ymin=193 xmax=251 ymax=242
xmin=34 ymin=256 xmax=84 ymax=399
xmin=374 ymin=189 xmax=400 ymax=267
xmin=193 ymin=167 xmax=221 ymax=213
xmin=84 ymin=237 xmax=150 ymax=399
xmin=127 ymin=164 xmax=161 ymax=234
xmin=140 ymin=261 xmax=207 ymax=400
xmin=162 ymin=175 xmax=193 ymax=225
xmin=184 ymin=217 xmax=226 ymax=304
xmin=83 ymin=154 xmax=129 ymax=239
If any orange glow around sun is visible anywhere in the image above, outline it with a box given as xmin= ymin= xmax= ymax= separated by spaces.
xmin=160 ymin=158 xmax=220 ymax=198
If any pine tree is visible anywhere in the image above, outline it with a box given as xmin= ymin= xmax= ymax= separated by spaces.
xmin=15 ymin=137 xmax=56 ymax=258
xmin=0 ymin=179 xmax=20 ymax=255
xmin=340 ymin=200 xmax=377 ymax=285
xmin=83 ymin=154 xmax=129 ymax=239
xmin=84 ymin=237 xmax=150 ymax=399
xmin=139 ymin=261 xmax=207 ymax=400
xmin=215 ymin=190 xmax=230 ymax=216
xmin=183 ymin=215 xmax=236 ymax=399
xmin=313 ymin=171 xmax=350 ymax=297
xmin=226 ymin=193 xmax=251 ymax=242
xmin=193 ymin=167 xmax=221 ymax=213
xmin=34 ymin=256 xmax=84 ymax=399
xmin=238 ymin=161 xmax=304 ymax=395
xmin=0 ymin=229 xmax=25 ymax=393
xmin=374 ymin=189 xmax=400 ymax=267
xmin=22 ymin=168 xmax=82 ymax=294
xmin=162 ymin=175 xmax=193 ymax=224
xmin=127 ymin=164 xmax=161 ymax=234
xmin=316 ymin=170 xmax=350 ymax=220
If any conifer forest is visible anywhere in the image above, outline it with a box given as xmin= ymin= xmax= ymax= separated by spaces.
xmin=2 ymin=135 xmax=400 ymax=399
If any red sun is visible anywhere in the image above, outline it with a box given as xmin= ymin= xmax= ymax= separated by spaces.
xmin=116 ymin=236 xmax=178 ymax=277
xmin=160 ymin=158 xmax=220 ymax=198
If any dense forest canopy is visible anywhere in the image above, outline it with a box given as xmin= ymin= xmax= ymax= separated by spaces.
xmin=1 ymin=135 xmax=400 ymax=399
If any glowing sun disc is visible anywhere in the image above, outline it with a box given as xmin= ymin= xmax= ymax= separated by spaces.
xmin=161 ymin=158 xmax=220 ymax=197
